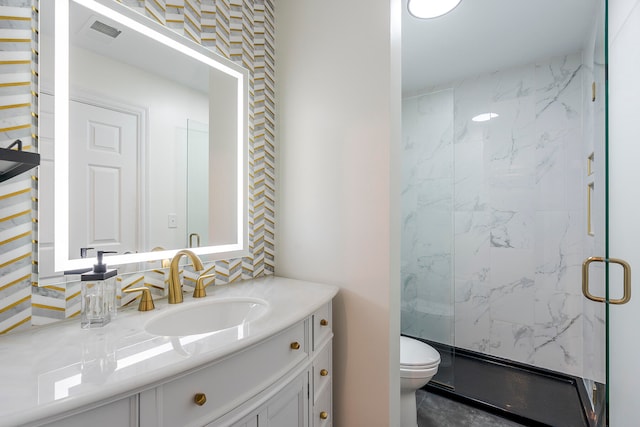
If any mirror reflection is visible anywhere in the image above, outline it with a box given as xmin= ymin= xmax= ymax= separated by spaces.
xmin=38 ymin=0 xmax=248 ymax=283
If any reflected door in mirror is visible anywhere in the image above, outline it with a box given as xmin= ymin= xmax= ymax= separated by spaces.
xmin=69 ymin=100 xmax=139 ymax=258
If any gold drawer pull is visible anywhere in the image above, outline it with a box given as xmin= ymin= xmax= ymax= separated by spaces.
xmin=320 ymin=411 xmax=328 ymax=420
xmin=194 ymin=393 xmax=207 ymax=406
xmin=320 ymin=318 xmax=328 ymax=326
xmin=290 ymin=341 xmax=301 ymax=350
xmin=320 ymin=369 xmax=329 ymax=376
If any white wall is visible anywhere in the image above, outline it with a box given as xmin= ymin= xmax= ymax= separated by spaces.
xmin=608 ymin=0 xmax=640 ymax=425
xmin=275 ymin=0 xmax=401 ymax=425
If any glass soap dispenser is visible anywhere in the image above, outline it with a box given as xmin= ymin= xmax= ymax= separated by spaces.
xmin=80 ymin=251 xmax=118 ymax=328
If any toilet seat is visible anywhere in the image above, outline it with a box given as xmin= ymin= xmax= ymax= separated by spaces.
xmin=400 ymin=336 xmax=440 ymax=367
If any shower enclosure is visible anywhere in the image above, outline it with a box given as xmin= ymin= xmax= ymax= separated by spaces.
xmin=401 ymin=0 xmax=613 ymax=424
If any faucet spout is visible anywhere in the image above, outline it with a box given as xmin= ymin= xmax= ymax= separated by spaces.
xmin=168 ymin=249 xmax=204 ymax=304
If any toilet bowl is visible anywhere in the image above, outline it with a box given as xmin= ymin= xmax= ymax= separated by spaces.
xmin=400 ymin=336 xmax=441 ymax=427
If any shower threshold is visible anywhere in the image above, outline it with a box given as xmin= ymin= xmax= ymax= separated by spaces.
xmin=418 ymin=339 xmax=604 ymax=427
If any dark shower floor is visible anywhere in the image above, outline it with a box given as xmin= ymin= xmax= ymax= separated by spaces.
xmin=419 ymin=340 xmax=597 ymax=426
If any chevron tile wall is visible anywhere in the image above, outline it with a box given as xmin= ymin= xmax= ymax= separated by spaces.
xmin=0 ymin=0 xmax=275 ymax=333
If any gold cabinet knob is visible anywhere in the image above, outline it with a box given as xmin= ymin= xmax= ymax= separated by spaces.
xmin=320 ymin=318 xmax=328 ymax=326
xmin=290 ymin=341 xmax=301 ymax=350
xmin=320 ymin=369 xmax=329 ymax=377
xmin=123 ymin=287 xmax=155 ymax=311
xmin=320 ymin=411 xmax=328 ymax=420
xmin=194 ymin=392 xmax=207 ymax=406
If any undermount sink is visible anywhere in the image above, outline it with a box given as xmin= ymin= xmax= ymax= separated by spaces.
xmin=144 ymin=297 xmax=269 ymax=336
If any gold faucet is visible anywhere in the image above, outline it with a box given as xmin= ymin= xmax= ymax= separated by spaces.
xmin=168 ymin=249 xmax=204 ymax=304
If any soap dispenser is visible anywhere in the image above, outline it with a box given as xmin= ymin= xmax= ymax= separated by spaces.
xmin=80 ymin=251 xmax=118 ymax=328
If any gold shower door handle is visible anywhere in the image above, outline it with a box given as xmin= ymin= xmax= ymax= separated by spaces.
xmin=582 ymin=256 xmax=632 ymax=304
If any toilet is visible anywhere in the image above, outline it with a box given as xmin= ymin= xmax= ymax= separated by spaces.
xmin=400 ymin=336 xmax=441 ymax=427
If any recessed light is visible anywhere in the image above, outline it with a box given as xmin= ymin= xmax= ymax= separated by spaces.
xmin=408 ymin=0 xmax=462 ymax=19
xmin=472 ymin=113 xmax=499 ymax=122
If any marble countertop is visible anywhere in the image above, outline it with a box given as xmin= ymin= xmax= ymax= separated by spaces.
xmin=0 ymin=276 xmax=338 ymax=426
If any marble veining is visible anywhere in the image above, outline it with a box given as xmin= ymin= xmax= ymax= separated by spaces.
xmin=401 ymin=52 xmax=590 ymax=377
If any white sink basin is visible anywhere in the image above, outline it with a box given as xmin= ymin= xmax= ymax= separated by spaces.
xmin=145 ymin=297 xmax=269 ymax=336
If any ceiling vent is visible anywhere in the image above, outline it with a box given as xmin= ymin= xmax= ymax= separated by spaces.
xmin=89 ymin=20 xmax=122 ymax=39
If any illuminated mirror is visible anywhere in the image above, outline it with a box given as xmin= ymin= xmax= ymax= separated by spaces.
xmin=38 ymin=0 xmax=248 ymax=282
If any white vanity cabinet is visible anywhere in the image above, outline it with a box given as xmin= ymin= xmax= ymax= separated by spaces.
xmin=227 ymin=371 xmax=309 ymax=427
xmin=37 ymin=396 xmax=139 ymax=427
xmin=140 ymin=319 xmax=310 ymax=427
xmin=311 ymin=305 xmax=333 ymax=427
xmin=3 ymin=278 xmax=337 ymax=427
xmin=138 ymin=302 xmax=333 ymax=427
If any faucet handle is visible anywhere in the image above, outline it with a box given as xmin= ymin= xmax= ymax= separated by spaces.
xmin=193 ymin=273 xmax=216 ymax=298
xmin=123 ymin=287 xmax=155 ymax=311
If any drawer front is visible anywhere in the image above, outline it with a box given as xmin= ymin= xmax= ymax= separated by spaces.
xmin=312 ymin=303 xmax=332 ymax=351
xmin=42 ymin=396 xmax=138 ymax=427
xmin=313 ymin=342 xmax=332 ymax=403
xmin=158 ymin=321 xmax=308 ymax=427
xmin=313 ymin=384 xmax=332 ymax=427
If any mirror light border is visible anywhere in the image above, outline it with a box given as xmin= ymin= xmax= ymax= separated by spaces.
xmin=53 ymin=0 xmax=249 ymax=271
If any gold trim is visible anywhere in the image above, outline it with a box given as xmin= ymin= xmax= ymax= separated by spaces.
xmin=122 ymin=276 xmax=144 ymax=290
xmin=32 ymin=303 xmax=65 ymax=312
xmin=0 ymin=316 xmax=31 ymax=334
xmin=0 ymin=60 xmax=30 ymax=65
xmin=0 ymin=16 xmax=31 ymax=21
xmin=0 ymin=38 xmax=31 ymax=43
xmin=185 ymin=28 xmax=199 ymax=44
xmin=144 ymin=6 xmax=164 ymax=25
xmin=43 ymin=285 xmax=65 ymax=292
xmin=66 ymin=290 xmax=81 ymax=301
xmin=184 ymin=13 xmax=201 ymax=30
xmin=0 ymin=231 xmax=31 ymax=246
xmin=0 ymin=103 xmax=30 ymax=110
xmin=153 ymin=0 xmax=167 ymax=11
xmin=0 ymin=209 xmax=30 ymax=222
xmin=0 ymin=123 xmax=30 ymax=132
xmin=0 ymin=252 xmax=30 ymax=269
xmin=0 ymin=82 xmax=31 ymax=89
xmin=0 ymin=274 xmax=30 ymax=292
xmin=69 ymin=310 xmax=81 ymax=318
xmin=0 ymin=295 xmax=30 ymax=314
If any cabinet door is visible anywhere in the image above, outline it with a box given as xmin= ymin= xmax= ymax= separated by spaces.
xmin=41 ymin=395 xmax=138 ymax=427
xmin=230 ymin=414 xmax=259 ymax=427
xmin=259 ymin=372 xmax=309 ymax=427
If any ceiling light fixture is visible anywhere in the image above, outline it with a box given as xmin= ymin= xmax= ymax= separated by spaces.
xmin=407 ymin=0 xmax=462 ymax=19
xmin=472 ymin=113 xmax=499 ymax=122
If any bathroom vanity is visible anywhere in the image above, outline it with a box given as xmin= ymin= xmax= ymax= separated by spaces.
xmin=0 ymin=277 xmax=337 ymax=427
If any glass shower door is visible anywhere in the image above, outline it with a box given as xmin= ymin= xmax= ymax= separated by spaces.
xmin=580 ymin=1 xmax=614 ymax=425
xmin=401 ymin=0 xmax=616 ymax=423
xmin=401 ymin=88 xmax=456 ymax=388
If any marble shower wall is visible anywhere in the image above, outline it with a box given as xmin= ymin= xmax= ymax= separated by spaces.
xmin=402 ymin=52 xmax=588 ymax=377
